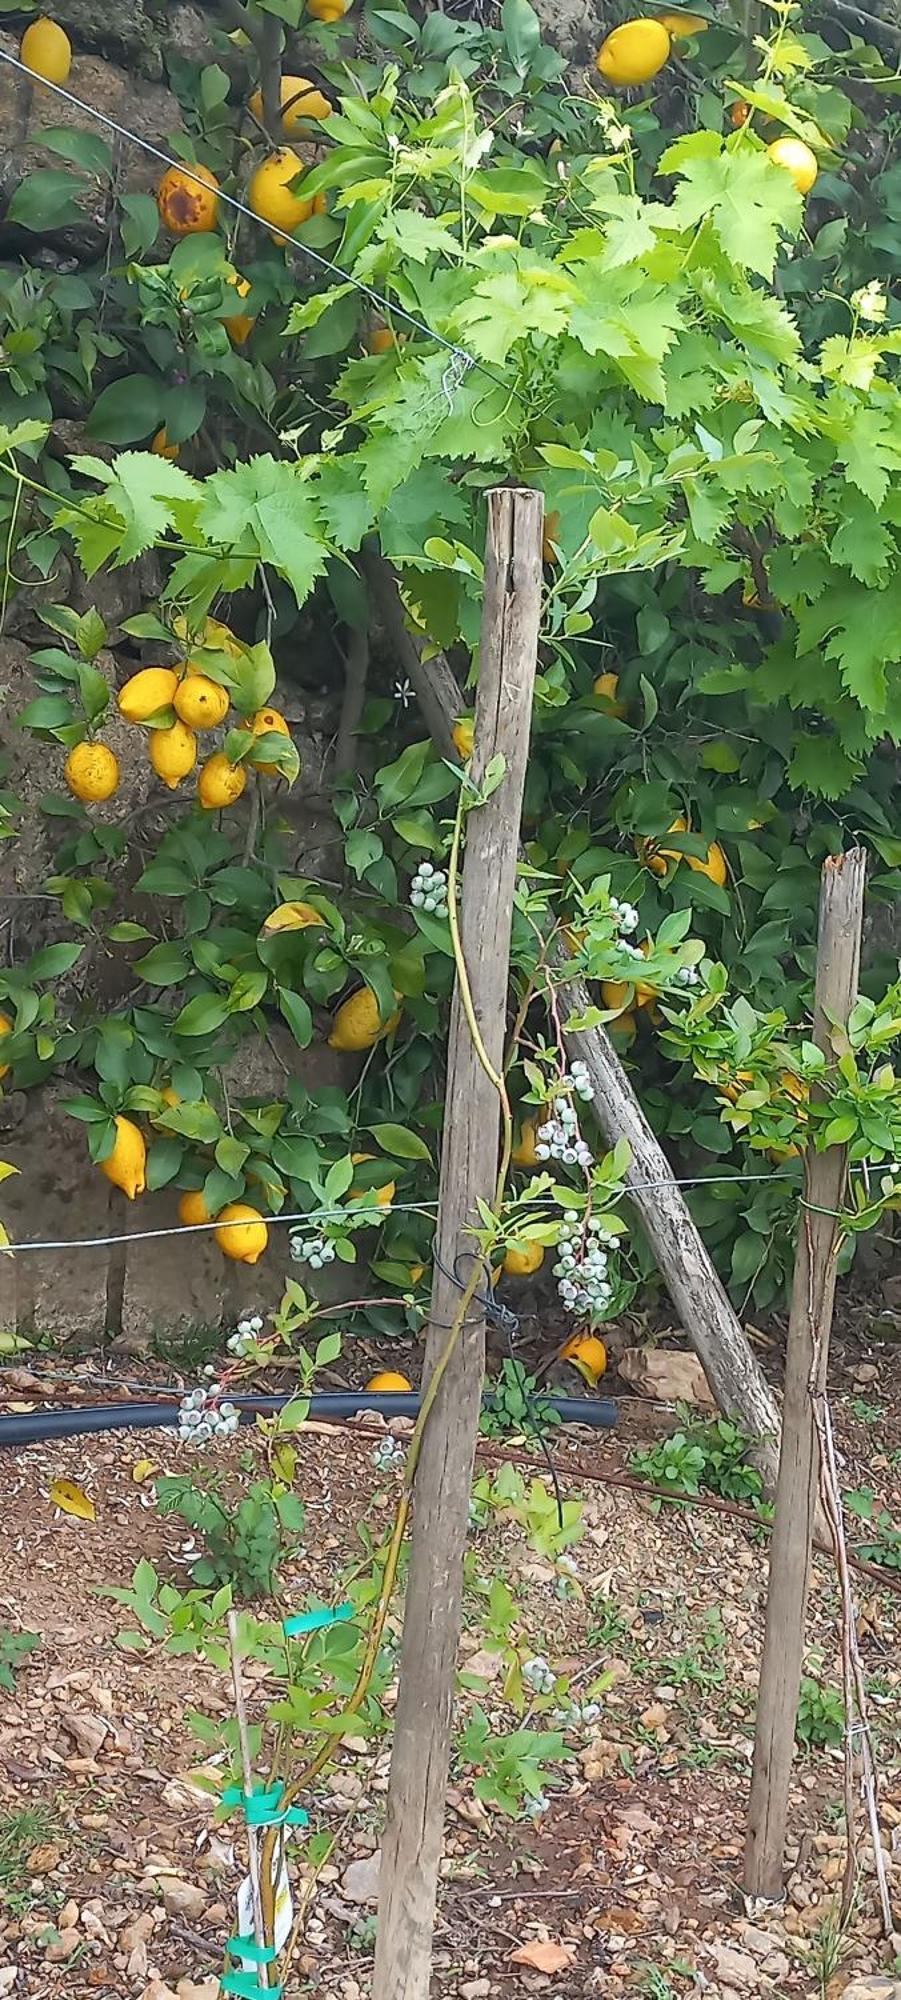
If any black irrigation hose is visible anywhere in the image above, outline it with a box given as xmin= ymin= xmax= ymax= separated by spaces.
xmin=0 ymin=1391 xmax=618 ymax=1448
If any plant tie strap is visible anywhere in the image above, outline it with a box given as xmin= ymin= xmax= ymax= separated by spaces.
xmin=283 ymin=1601 xmax=355 ymax=1637
xmin=221 ymin=1781 xmax=309 ymax=1828
xmin=221 ymin=1971 xmax=284 ymax=1999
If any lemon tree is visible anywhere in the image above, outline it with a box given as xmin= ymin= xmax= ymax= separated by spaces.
xmin=0 ymin=0 xmax=899 ymax=1317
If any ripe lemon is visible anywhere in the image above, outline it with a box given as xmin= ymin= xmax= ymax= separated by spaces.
xmin=262 ymin=901 xmax=324 ymax=932
xmin=597 ymin=18 xmax=670 ymax=85
xmin=0 ymin=1012 xmax=12 ymax=1080
xmin=20 ymin=17 xmax=71 ymax=83
xmin=365 ymin=1370 xmax=412 ymax=1393
xmin=512 ymin=1119 xmax=540 ymax=1169
xmin=610 ymin=1009 xmax=637 ymax=1050
xmin=452 ymin=717 xmax=474 ymax=759
xmin=118 ymin=667 xmax=179 ymax=723
xmin=151 ymin=427 xmax=179 ymax=461
xmin=249 ymin=706 xmax=291 ymax=770
xmin=655 ymin=7 xmax=706 ymax=31
xmin=100 ymin=1115 xmax=147 ymax=1199
xmin=349 ymin=1157 xmax=396 ymax=1207
xmin=157 ymin=161 xmax=220 ymax=236
xmin=215 ymin=1202 xmax=269 ymax=1264
xmin=408 ymin=1264 xmax=425 ymax=1284
xmin=542 ymin=508 xmax=561 ymax=563
xmin=174 ymin=673 xmax=230 ymax=729
xmin=198 ymin=752 xmax=247 ymax=809
xmin=249 ymin=75 xmax=332 ymax=132
xmin=561 ymin=1333 xmax=608 ymax=1383
xmin=366 ymin=325 xmax=401 ymax=354
xmin=329 ymin=988 xmax=402 ymax=1051
xmin=177 ymin=614 xmax=244 ymax=659
xmin=593 ymin=671 xmax=627 ymax=718
xmin=767 ymin=136 xmax=818 ymax=195
xmin=223 ymin=275 xmax=255 ymax=345
xmin=307 ymin=0 xmax=350 ymax=18
xmin=65 ymin=742 xmax=119 ymax=802
xmin=731 ymin=99 xmax=750 ymax=127
xmin=178 ymin=1188 xmax=211 ymax=1227
xmin=503 ymin=1239 xmax=545 ymax=1277
xmin=149 ymin=719 xmax=198 ymax=789
xmin=248 ymin=148 xmax=314 ymax=239
xmin=686 ymin=839 xmax=727 ymax=887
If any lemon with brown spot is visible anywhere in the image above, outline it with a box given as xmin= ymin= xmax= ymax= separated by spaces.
xmin=174 ymin=673 xmax=230 ymax=730
xmin=503 ymin=1239 xmax=545 ymax=1278
xmin=20 ymin=17 xmax=71 ymax=83
xmin=328 ymin=988 xmax=402 ymax=1052
xmin=118 ymin=667 xmax=179 ymax=724
xmin=157 ymin=162 xmax=220 ymax=236
xmin=100 ymin=1116 xmax=147 ymax=1199
xmin=65 ymin=741 xmax=119 ymax=803
xmin=198 ymin=752 xmax=247 ymax=809
xmin=597 ymin=17 xmax=670 ymax=85
xmin=249 ymin=706 xmax=292 ymax=771
xmin=215 ymin=1202 xmax=268 ymax=1264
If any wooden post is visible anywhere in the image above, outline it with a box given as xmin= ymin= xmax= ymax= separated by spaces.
xmin=364 ymin=548 xmax=783 ymax=1473
xmin=744 ymin=847 xmax=867 ymax=1901
xmin=371 ymin=489 xmax=544 ymax=2000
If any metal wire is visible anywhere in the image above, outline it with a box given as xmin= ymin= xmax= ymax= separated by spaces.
xmin=0 ymin=47 xmax=487 ymax=381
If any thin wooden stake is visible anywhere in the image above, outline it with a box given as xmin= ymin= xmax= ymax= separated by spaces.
xmin=744 ymin=847 xmax=867 ymax=1903
xmin=371 ymin=488 xmax=544 ymax=2000
xmin=227 ymin=1607 xmax=270 ymax=1989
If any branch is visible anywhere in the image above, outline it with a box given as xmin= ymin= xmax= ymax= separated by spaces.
xmin=333 ymin=621 xmax=369 ymax=775
xmin=360 ymin=542 xmax=462 ymax=760
xmin=822 ymin=0 xmax=901 ymax=45
xmin=258 ymin=10 xmax=284 ymax=145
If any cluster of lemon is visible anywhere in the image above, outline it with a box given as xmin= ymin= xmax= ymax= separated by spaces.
xmin=595 ymin=13 xmax=819 ymax=192
xmin=63 ymin=623 xmax=293 ymax=808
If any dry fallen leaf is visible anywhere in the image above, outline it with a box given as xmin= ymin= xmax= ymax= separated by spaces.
xmin=131 ymin=1458 xmax=156 ymax=1483
xmin=49 ymin=1478 xmax=96 ymax=1522
xmin=509 ymin=1939 xmax=576 ymax=1975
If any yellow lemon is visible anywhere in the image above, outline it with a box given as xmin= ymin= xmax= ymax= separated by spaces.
xmin=349 ymin=1156 xmax=396 ymax=1207
xmin=366 ymin=325 xmax=402 ymax=355
xmin=149 ymin=719 xmax=198 ymax=789
xmin=118 ymin=667 xmax=179 ymax=723
xmin=178 ymin=1188 xmax=211 ymax=1227
xmin=249 ymin=706 xmax=292 ymax=770
xmin=20 ymin=16 xmax=71 ymax=83
xmin=655 ymin=7 xmax=707 ymax=30
xmin=215 ymin=1202 xmax=269 ymax=1264
xmin=307 ymin=0 xmax=350 ymax=17
xmin=100 ymin=1116 xmax=147 ymax=1199
xmin=512 ymin=1119 xmax=540 ymax=1169
xmin=157 ymin=161 xmax=220 ymax=236
xmin=328 ymin=988 xmax=402 ymax=1051
xmin=198 ymin=752 xmax=247 ymax=809
xmin=65 ymin=742 xmax=119 ymax=802
xmin=222 ymin=275 xmax=255 ymax=345
xmin=542 ymin=508 xmax=560 ymax=564
xmin=686 ymin=840 xmax=727 ymax=887
xmin=365 ymin=1370 xmax=412 ymax=1393
xmin=767 ymin=136 xmax=818 ymax=195
xmin=452 ymin=717 xmax=474 ymax=759
xmin=597 ymin=18 xmax=670 ymax=85
xmin=177 ymin=614 xmax=244 ymax=660
xmin=262 ymin=901 xmax=324 ymax=932
xmin=610 ymin=1009 xmax=637 ymax=1050
xmin=561 ymin=1332 xmax=608 ymax=1382
xmin=503 ymin=1240 xmax=545 ymax=1278
xmin=408 ymin=1264 xmax=425 ymax=1284
xmin=0 ymin=1012 xmax=12 ymax=1080
xmin=249 ymin=75 xmax=332 ymax=131
xmin=593 ymin=671 xmax=627 ymax=718
xmin=248 ymin=148 xmax=314 ymax=239
xmin=151 ymin=427 xmax=179 ymax=461
xmin=174 ymin=673 xmax=230 ymax=729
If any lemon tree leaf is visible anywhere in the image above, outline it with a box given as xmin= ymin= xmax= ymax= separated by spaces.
xmin=50 ymin=1478 xmax=96 ymax=1523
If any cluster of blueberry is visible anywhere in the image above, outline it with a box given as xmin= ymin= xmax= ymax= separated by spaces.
xmin=290 ymin=1231 xmax=337 ymax=1270
xmin=554 ymin=1212 xmax=618 ymax=1321
xmin=176 ymin=1385 xmax=240 ymax=1447
xmin=410 ymin=861 xmax=449 ymax=916
xmin=534 ymin=1083 xmax=593 ymax=1170
xmin=227 ymin=1313 xmax=265 ymax=1357
xmin=522 ymin=1654 xmax=556 ymax=1695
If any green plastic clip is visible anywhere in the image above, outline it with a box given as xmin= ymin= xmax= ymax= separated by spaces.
xmin=220 ymin=1971 xmax=284 ymax=1998
xmin=221 ymin=1783 xmax=309 ymax=1829
xmin=283 ymin=1601 xmax=354 ymax=1637
xmin=227 ymin=1937 xmax=277 ymax=1965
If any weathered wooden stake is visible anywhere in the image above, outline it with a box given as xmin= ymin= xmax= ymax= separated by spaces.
xmin=371 ymin=488 xmax=544 ymax=2000
xmin=744 ymin=847 xmax=867 ymax=1902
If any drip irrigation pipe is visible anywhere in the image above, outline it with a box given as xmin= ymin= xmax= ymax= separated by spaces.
xmin=0 ymin=1391 xmax=617 ymax=1448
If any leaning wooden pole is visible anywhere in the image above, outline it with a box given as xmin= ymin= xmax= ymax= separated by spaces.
xmin=371 ymin=489 xmax=544 ymax=2000
xmin=744 ymin=847 xmax=867 ymax=1901
xmin=364 ymin=546 xmax=782 ymax=1478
